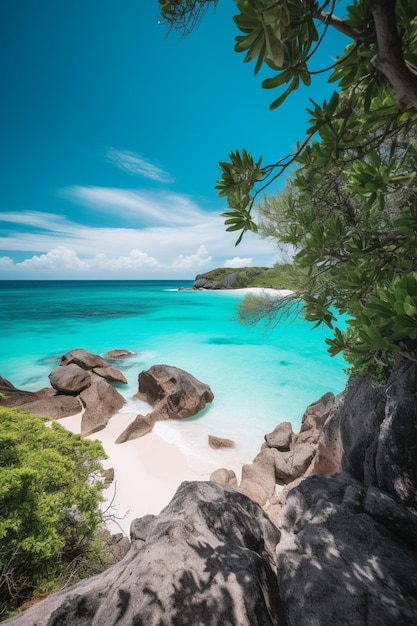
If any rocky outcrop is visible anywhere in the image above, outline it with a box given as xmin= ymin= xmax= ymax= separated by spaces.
xmin=135 ymin=364 xmax=214 ymax=419
xmin=229 ymin=392 xmax=336 ymax=510
xmin=49 ymin=363 xmax=91 ymax=394
xmin=193 ymin=271 xmax=241 ymax=290
xmin=79 ymin=375 xmax=125 ymax=436
xmin=0 ymin=376 xmax=82 ymax=419
xmin=1 ymin=349 xmax=127 ymax=435
xmin=117 ymin=365 xmax=215 ymax=442
xmin=50 ymin=349 xmax=126 ymax=435
xmin=274 ymin=355 xmax=417 ymax=623
xmin=60 ymin=348 xmax=107 ymax=370
xmin=277 ymin=473 xmax=417 ymax=625
xmin=6 ymin=482 xmax=285 ymax=626
xmin=209 ymin=356 xmax=417 ymax=621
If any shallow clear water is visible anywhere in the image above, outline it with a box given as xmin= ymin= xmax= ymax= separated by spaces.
xmin=0 ymin=280 xmax=347 ymax=465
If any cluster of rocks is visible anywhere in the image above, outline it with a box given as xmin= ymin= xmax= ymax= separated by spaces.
xmin=3 ymin=355 xmax=417 ymax=624
xmin=0 ymin=348 xmax=129 ymax=436
xmin=193 ymin=271 xmax=242 ymax=290
xmin=211 ymin=392 xmax=335 ymax=522
xmin=0 ymin=349 xmax=214 ymax=443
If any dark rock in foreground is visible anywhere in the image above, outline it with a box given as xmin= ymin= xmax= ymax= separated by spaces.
xmin=5 ymin=482 xmax=284 ymax=626
xmin=277 ymin=473 xmax=417 ymax=625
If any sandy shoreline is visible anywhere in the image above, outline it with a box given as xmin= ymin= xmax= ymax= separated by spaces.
xmin=233 ymin=287 xmax=294 ymax=297
xmin=60 ymin=410 xmax=244 ymax=537
xmin=60 ymin=288 xmax=293 ymax=537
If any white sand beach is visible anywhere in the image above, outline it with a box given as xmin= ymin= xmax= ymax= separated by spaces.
xmin=233 ymin=287 xmax=294 ymax=297
xmin=60 ymin=409 xmax=245 ymax=538
xmin=213 ymin=287 xmax=294 ymax=298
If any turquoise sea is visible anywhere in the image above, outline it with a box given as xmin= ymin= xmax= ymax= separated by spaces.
xmin=0 ymin=280 xmax=347 ymax=465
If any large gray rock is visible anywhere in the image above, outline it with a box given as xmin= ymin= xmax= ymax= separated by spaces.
xmin=49 ymin=363 xmax=91 ymax=394
xmin=239 ymin=447 xmax=277 ymax=505
xmin=277 ymin=473 xmax=417 ymax=625
xmin=93 ymin=366 xmax=128 ymax=385
xmin=375 ymin=356 xmax=417 ymax=509
xmin=273 ymin=444 xmax=316 ymax=484
xmin=0 ymin=377 xmax=82 ymax=419
xmin=5 ymin=482 xmax=285 ymax=626
xmin=135 ymin=364 xmax=214 ymax=420
xmin=60 ymin=348 xmax=107 ymax=370
xmin=79 ymin=376 xmax=125 ymax=436
xmin=265 ymin=421 xmax=293 ymax=451
xmin=193 ymin=277 xmax=221 ymax=289
xmin=326 ymin=356 xmax=417 ymax=509
xmin=116 ymin=365 xmax=214 ymax=442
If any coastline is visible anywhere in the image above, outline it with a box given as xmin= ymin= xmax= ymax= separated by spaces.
xmin=58 ymin=289 xmax=294 ymax=537
xmin=60 ymin=410 xmax=245 ymax=537
xmin=232 ymin=287 xmax=294 ymax=296
xmin=191 ymin=287 xmax=294 ymax=297
xmin=3 ymin=282 xmax=348 ymax=540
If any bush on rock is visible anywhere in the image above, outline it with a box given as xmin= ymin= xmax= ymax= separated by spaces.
xmin=0 ymin=407 xmax=106 ymax=618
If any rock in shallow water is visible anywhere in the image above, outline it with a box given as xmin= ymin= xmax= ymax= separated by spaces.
xmin=115 ymin=365 xmax=214 ymax=442
xmin=135 ymin=364 xmax=214 ymax=420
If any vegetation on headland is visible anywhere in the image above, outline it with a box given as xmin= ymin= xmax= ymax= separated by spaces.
xmin=161 ymin=0 xmax=417 ymax=381
xmin=0 ymin=407 xmax=107 ymax=620
xmin=195 ymin=263 xmax=307 ymax=290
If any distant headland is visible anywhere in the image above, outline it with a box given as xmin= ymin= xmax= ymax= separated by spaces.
xmin=192 ymin=264 xmax=304 ymax=291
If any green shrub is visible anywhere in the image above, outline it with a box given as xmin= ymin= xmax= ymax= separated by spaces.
xmin=0 ymin=407 xmax=106 ymax=618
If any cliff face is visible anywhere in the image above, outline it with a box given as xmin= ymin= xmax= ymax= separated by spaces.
xmin=277 ymin=355 xmax=417 ymax=624
xmin=5 ymin=356 xmax=417 ymax=625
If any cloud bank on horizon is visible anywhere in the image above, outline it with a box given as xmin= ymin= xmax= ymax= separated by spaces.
xmin=0 ymin=150 xmax=281 ymax=279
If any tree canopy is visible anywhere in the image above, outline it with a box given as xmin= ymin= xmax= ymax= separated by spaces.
xmin=0 ymin=407 xmax=106 ymax=617
xmin=159 ymin=0 xmax=417 ymax=375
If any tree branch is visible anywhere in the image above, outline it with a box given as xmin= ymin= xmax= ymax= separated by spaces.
xmin=368 ymin=0 xmax=417 ymax=108
xmin=312 ymin=9 xmax=373 ymax=43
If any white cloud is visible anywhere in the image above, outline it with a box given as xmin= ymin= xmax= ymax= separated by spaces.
xmin=172 ymin=245 xmax=212 ymax=269
xmin=20 ymin=246 xmax=88 ymax=270
xmin=0 ymin=244 xmax=214 ymax=277
xmin=0 ymin=256 xmax=13 ymax=268
xmin=90 ymin=250 xmax=160 ymax=269
xmin=224 ymin=256 xmax=253 ymax=268
xmin=65 ymin=186 xmax=207 ymax=226
xmin=0 ymin=210 xmax=71 ymax=232
xmin=0 ymin=188 xmax=279 ymax=278
xmin=107 ymin=148 xmax=174 ymax=183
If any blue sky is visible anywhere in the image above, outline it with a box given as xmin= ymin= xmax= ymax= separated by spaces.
xmin=0 ymin=0 xmax=349 ymax=279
